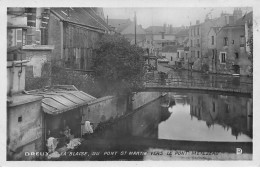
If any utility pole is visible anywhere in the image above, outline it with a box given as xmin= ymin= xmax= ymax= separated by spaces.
xmin=134 ymin=11 xmax=137 ymax=45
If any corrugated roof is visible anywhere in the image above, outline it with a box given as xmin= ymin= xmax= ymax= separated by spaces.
xmin=25 ymin=86 xmax=96 ymax=115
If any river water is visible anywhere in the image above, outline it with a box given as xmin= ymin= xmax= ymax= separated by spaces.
xmin=74 ymin=91 xmax=252 ymax=160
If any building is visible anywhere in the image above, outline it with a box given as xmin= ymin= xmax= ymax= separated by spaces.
xmin=160 ymin=45 xmax=178 ymax=65
xmin=108 ymin=18 xmax=148 ymax=52
xmin=188 ymin=9 xmax=242 ymax=71
xmin=207 ymin=27 xmax=221 ymax=73
xmin=175 ymin=28 xmax=189 ymax=46
xmin=145 ymin=24 xmax=181 ymax=54
xmin=7 ymin=7 xmax=55 ymax=90
xmin=48 ymin=8 xmax=112 ymax=71
xmin=216 ymin=11 xmax=253 ymax=75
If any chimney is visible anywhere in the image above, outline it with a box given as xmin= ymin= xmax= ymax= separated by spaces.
xmin=196 ymin=20 xmax=200 ymax=24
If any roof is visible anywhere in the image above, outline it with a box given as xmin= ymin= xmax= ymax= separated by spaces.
xmin=235 ymin=11 xmax=253 ymax=26
xmin=161 ymin=45 xmax=178 ymax=53
xmin=219 ymin=11 xmax=253 ymax=33
xmin=108 ymin=18 xmax=132 ymax=33
xmin=175 ymin=29 xmax=189 ymax=37
xmin=83 ymin=8 xmax=113 ymax=31
xmin=25 ymin=85 xmax=96 ymax=115
xmin=51 ymin=8 xmax=107 ymax=32
xmin=145 ymin=26 xmax=182 ymax=35
xmin=208 ymin=27 xmax=221 ymax=35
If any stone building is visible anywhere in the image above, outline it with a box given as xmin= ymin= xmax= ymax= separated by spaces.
xmin=188 ymin=9 xmax=243 ymax=71
xmin=216 ymin=11 xmax=253 ymax=75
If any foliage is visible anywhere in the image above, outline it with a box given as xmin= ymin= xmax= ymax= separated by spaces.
xmin=248 ymin=35 xmax=253 ymax=58
xmin=51 ymin=61 xmax=103 ymax=97
xmin=93 ymin=34 xmax=145 ymax=95
xmin=25 ymin=61 xmax=103 ymax=98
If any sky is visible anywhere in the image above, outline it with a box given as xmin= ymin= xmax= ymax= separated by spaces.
xmin=103 ymin=7 xmax=252 ymax=29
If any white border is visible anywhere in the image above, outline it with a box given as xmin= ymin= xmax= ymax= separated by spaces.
xmin=1 ymin=0 xmax=260 ymax=167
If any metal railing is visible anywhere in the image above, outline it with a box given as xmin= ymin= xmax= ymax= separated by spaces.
xmin=144 ymin=77 xmax=253 ymax=94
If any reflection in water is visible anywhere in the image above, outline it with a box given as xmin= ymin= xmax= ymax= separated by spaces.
xmin=95 ymin=92 xmax=252 ymax=142
xmin=77 ymin=92 xmax=252 ymax=160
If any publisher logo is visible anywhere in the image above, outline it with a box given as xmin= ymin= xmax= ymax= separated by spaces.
xmin=236 ymin=148 xmax=242 ymax=154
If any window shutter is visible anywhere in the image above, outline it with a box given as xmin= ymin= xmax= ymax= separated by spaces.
xmin=26 ymin=8 xmax=36 ymax=27
xmin=16 ymin=29 xmax=22 ymax=46
xmin=35 ymin=30 xmax=41 ymax=45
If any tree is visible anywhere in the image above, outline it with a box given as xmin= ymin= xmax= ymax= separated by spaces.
xmin=93 ymin=34 xmax=145 ymax=95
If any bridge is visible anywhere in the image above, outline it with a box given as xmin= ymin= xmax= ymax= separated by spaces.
xmin=143 ymin=77 xmax=253 ymax=97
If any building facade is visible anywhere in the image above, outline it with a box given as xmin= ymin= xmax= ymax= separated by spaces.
xmin=48 ymin=8 xmax=112 ymax=71
xmin=216 ymin=12 xmax=253 ymax=75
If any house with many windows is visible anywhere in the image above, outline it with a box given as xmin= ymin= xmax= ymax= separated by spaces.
xmin=216 ymin=11 xmax=253 ymax=75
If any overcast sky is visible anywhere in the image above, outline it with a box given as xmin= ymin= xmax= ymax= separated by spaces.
xmin=103 ymin=7 xmax=252 ymax=28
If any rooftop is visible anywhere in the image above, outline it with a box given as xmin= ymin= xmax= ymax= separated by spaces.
xmin=24 ymin=85 xmax=97 ymax=115
xmin=51 ymin=8 xmax=110 ymax=32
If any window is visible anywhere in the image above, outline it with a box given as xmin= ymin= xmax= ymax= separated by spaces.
xmin=171 ymin=56 xmax=173 ymax=61
xmin=224 ymin=37 xmax=228 ymax=46
xmin=220 ymin=52 xmax=226 ymax=63
xmin=213 ymin=102 xmax=215 ymax=112
xmin=190 ymin=29 xmax=192 ymax=36
xmin=240 ymin=35 xmax=245 ymax=47
xmin=235 ymin=52 xmax=239 ymax=59
xmin=197 ymin=51 xmax=200 ymax=58
xmin=232 ymin=40 xmax=234 ymax=44
xmin=191 ymin=40 xmax=193 ymax=47
xmin=197 ymin=39 xmax=200 ymax=47
xmin=18 ymin=116 xmax=22 ymax=122
xmin=186 ymin=53 xmax=188 ymax=59
xmin=197 ymin=27 xmax=199 ymax=35
xmin=211 ymin=36 xmax=214 ymax=45
xmin=212 ymin=49 xmax=215 ymax=59
xmin=177 ymin=52 xmax=179 ymax=58
xmin=194 ymin=28 xmax=196 ymax=36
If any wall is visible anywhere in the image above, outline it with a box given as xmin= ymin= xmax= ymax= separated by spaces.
xmin=82 ymin=92 xmax=163 ymax=127
xmin=82 ymin=96 xmax=127 ymax=126
xmin=132 ymin=92 xmax=163 ymax=110
xmin=161 ymin=52 xmax=178 ymax=65
xmin=216 ymin=26 xmax=251 ymax=75
xmin=48 ymin=13 xmax=62 ymax=62
xmin=22 ymin=45 xmax=54 ymax=90
xmin=7 ymin=95 xmax=43 ymax=160
xmin=153 ymin=34 xmax=175 ymax=41
xmin=7 ymin=62 xmax=26 ymax=95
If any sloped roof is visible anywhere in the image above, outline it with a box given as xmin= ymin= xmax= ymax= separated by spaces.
xmin=145 ymin=26 xmax=182 ymax=35
xmin=108 ymin=18 xmax=132 ymax=33
xmin=235 ymin=11 xmax=253 ymax=26
xmin=51 ymin=8 xmax=106 ymax=32
xmin=208 ymin=26 xmax=221 ymax=35
xmin=83 ymin=8 xmax=113 ymax=31
xmin=25 ymin=85 xmax=96 ymax=115
xmin=161 ymin=45 xmax=178 ymax=53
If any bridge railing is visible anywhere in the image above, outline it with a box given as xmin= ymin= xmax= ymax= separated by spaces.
xmin=145 ymin=77 xmax=253 ymax=94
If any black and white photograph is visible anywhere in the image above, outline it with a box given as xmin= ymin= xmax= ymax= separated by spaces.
xmin=2 ymin=0 xmax=260 ymax=166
